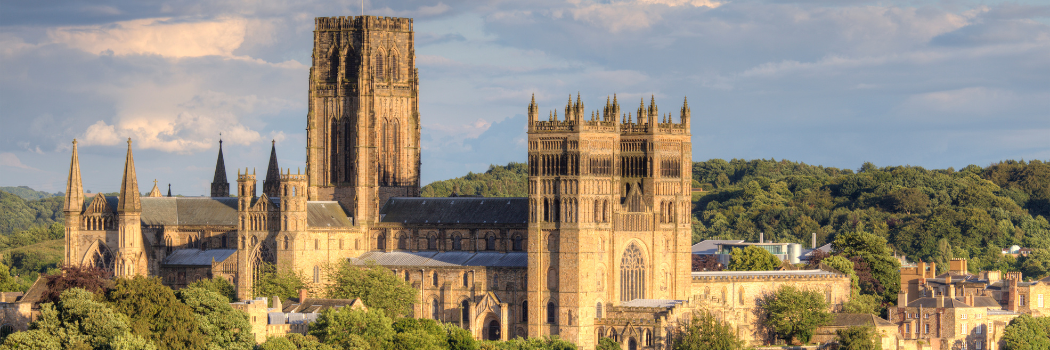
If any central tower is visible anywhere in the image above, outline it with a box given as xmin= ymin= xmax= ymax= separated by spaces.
xmin=306 ymin=16 xmax=421 ymax=225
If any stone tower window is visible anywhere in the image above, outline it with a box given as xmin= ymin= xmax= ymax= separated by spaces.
xmin=314 ymin=239 xmax=319 ymax=250
xmin=486 ymin=235 xmax=496 ymax=251
xmin=283 ymin=237 xmax=289 ymax=250
xmin=389 ymin=53 xmax=399 ymax=81
xmin=596 ymin=302 xmax=603 ymax=318
xmin=463 ymin=272 xmax=469 ymax=287
xmin=377 ymin=234 xmax=385 ymax=250
xmin=620 ymin=243 xmax=646 ymax=301
xmin=313 ymin=265 xmax=320 ymax=283
xmin=428 ymin=235 xmax=437 ymax=250
xmin=546 ymin=302 xmax=556 ymax=324
xmin=432 ymin=271 xmax=439 ymax=286
xmin=452 ymin=234 xmax=462 ymax=250
xmin=521 ymin=301 xmax=528 ymax=322
xmin=398 ymin=234 xmax=407 ymax=250
xmin=374 ymin=52 xmax=384 ymax=81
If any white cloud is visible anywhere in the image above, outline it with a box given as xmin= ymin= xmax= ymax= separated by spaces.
xmin=48 ymin=17 xmax=249 ymax=58
xmin=0 ymin=152 xmax=39 ymax=171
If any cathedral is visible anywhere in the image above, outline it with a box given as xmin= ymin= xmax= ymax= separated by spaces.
xmin=62 ymin=15 xmax=850 ymax=349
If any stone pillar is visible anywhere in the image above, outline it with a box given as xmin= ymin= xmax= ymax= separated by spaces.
xmin=501 ymin=302 xmax=509 ymax=341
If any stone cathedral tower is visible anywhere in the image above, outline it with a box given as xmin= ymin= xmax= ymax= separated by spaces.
xmin=526 ymin=95 xmax=693 ymax=348
xmin=306 ymin=16 xmax=421 ymax=225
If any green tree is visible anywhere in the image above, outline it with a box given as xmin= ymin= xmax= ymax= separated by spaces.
xmin=258 ymin=334 xmax=336 ymax=350
xmin=176 ymin=287 xmax=255 ymax=350
xmin=445 ymin=323 xmax=479 ymax=350
xmin=324 ymin=261 xmax=417 ymax=318
xmin=309 ymin=306 xmax=395 ymax=350
xmin=671 ymin=312 xmax=746 ymax=350
xmin=726 ymin=245 xmax=781 ymax=271
xmin=0 ymin=263 xmax=21 ymax=292
xmin=1 ymin=288 xmax=155 ymax=350
xmin=1001 ymin=315 xmax=1050 ymax=350
xmin=841 ymin=294 xmax=883 ymax=315
xmin=595 ymin=337 xmax=622 ymax=350
xmin=762 ymin=285 xmax=832 ymax=344
xmin=391 ymin=318 xmax=447 ymax=350
xmin=836 ymin=326 xmax=878 ymax=350
xmin=833 ymin=231 xmax=900 ymax=301
xmin=883 ymin=188 xmax=930 ymax=214
xmin=103 ymin=276 xmax=207 ymax=350
xmin=479 ymin=336 xmax=577 ymax=350
xmin=187 ymin=276 xmax=237 ymax=302
xmin=254 ymin=262 xmax=307 ymax=304
xmin=821 ymin=256 xmax=859 ymax=294
xmin=1020 ymin=249 xmax=1050 ymax=280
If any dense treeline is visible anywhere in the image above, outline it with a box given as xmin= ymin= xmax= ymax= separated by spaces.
xmin=0 ymin=190 xmax=63 ymax=235
xmin=692 ymin=159 xmax=1050 ymax=278
xmin=0 ymin=186 xmax=60 ymax=201
xmin=0 ymin=189 xmax=67 ymax=291
xmin=421 ymin=163 xmax=529 ymax=197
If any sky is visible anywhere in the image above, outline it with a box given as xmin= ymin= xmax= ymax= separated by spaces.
xmin=1 ymin=0 xmax=1048 ymax=195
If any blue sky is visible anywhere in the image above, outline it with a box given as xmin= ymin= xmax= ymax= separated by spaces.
xmin=1 ymin=0 xmax=1048 ymax=195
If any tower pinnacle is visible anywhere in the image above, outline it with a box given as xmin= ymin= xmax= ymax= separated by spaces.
xmin=117 ymin=138 xmax=140 ymax=213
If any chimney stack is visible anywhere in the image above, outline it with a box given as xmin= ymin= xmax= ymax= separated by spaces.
xmin=298 ymin=289 xmax=308 ymax=302
xmin=759 ymin=232 xmax=764 ymax=243
xmin=898 ymin=291 xmax=908 ymax=307
xmin=272 ymin=296 xmax=283 ymax=311
xmin=811 ymin=233 xmax=817 ymax=249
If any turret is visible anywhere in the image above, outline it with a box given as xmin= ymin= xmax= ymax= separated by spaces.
xmin=64 ymin=139 xmax=84 ymax=266
xmin=117 ymin=138 xmax=141 ymax=213
xmin=680 ymin=97 xmax=690 ymax=128
xmin=238 ymin=168 xmax=257 ymax=211
xmin=279 ymin=169 xmax=308 ymax=232
xmin=211 ymin=138 xmax=230 ymax=197
xmin=65 ymin=140 xmax=84 ymax=213
xmin=528 ymin=94 xmax=539 ymax=129
xmin=263 ymin=140 xmax=281 ymax=198
xmin=115 ymin=138 xmax=145 ymax=277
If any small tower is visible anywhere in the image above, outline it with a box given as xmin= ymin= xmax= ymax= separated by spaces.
xmin=115 ymin=138 xmax=146 ymax=277
xmin=211 ymin=138 xmax=230 ymax=197
xmin=276 ymin=169 xmax=308 ymax=274
xmin=64 ymin=139 xmax=84 ymax=266
xmin=263 ymin=140 xmax=281 ymax=198
xmin=235 ymin=167 xmax=258 ymax=300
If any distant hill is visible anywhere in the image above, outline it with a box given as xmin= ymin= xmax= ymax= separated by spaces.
xmin=0 ymin=191 xmax=64 ymax=235
xmin=421 ymin=162 xmax=528 ymax=197
xmin=0 ymin=186 xmax=59 ymax=200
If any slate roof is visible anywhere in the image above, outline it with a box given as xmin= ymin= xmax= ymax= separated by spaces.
xmin=691 ymin=240 xmax=744 ymax=255
xmin=379 ymin=197 xmax=528 ymax=224
xmin=619 ymin=299 xmax=684 ymax=308
xmin=281 ymin=298 xmax=364 ymax=314
xmin=139 ymin=197 xmax=239 ymax=226
xmin=307 ymin=202 xmax=353 ymax=228
xmin=906 ymin=297 xmax=977 ymax=308
xmin=162 ymin=249 xmax=237 ymax=266
xmin=691 ymin=269 xmax=839 ymax=278
xmin=352 ymin=251 xmax=528 ymax=268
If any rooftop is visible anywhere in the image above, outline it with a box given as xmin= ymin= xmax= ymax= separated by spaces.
xmin=379 ymin=197 xmax=528 ymax=225
xmin=352 ymin=251 xmax=528 ymax=268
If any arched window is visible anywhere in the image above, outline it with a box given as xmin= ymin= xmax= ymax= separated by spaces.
xmin=463 ymin=272 xmax=470 ymax=287
xmin=313 ymin=266 xmax=320 ymax=283
xmin=620 ymin=243 xmax=646 ymax=301
xmin=432 ymin=271 xmax=439 ymax=286
xmin=404 ymin=270 xmax=410 ymax=281
xmin=521 ymin=301 xmax=528 ymax=322
xmin=222 ymin=235 xmax=228 ymax=249
xmin=513 ymin=235 xmax=523 ymax=251
xmin=374 ymin=52 xmax=385 ymax=81
xmin=452 ymin=234 xmax=462 ymax=251
xmin=389 ymin=53 xmax=399 ymax=81
xmin=428 ymin=235 xmax=436 ymax=250
xmin=596 ymin=302 xmax=603 ymax=319
xmin=546 ymin=302 xmax=556 ymax=324
xmin=645 ymin=330 xmax=652 ymax=347
xmin=314 ymin=239 xmax=319 ymax=250
xmin=398 ymin=234 xmax=407 ymax=250
xmin=251 ymin=236 xmax=258 ymax=246
xmin=432 ymin=299 xmax=440 ymax=320
xmin=486 ymin=235 xmax=496 ymax=250
xmin=377 ymin=234 xmax=386 ymax=250
xmin=327 ymin=50 xmax=339 ymax=81
xmin=461 ymin=300 xmax=470 ymax=326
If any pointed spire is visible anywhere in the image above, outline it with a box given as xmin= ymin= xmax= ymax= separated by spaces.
xmin=117 ymin=138 xmax=141 ymax=213
xmin=263 ymin=140 xmax=281 ymax=197
xmin=211 ymin=137 xmax=230 ymax=197
xmin=148 ymin=179 xmax=162 ymax=197
xmin=65 ymin=139 xmax=84 ymax=213
xmin=167 ymin=184 xmax=172 ymax=197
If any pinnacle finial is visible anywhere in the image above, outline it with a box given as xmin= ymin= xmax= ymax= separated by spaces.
xmin=272 ymin=139 xmax=275 ymax=145
xmin=73 ymin=139 xmax=77 ymax=145
xmin=127 ymin=137 xmax=132 ymax=146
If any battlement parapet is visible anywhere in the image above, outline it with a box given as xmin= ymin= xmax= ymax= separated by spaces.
xmin=315 ymin=16 xmax=413 ymax=32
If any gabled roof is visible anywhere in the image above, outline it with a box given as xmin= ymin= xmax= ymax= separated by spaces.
xmin=140 ymin=197 xmax=239 ymax=226
xmin=352 ymin=251 xmax=528 ymax=268
xmin=906 ymin=297 xmax=972 ymax=308
xmin=379 ymin=197 xmax=527 ymax=224
xmin=161 ymin=249 xmax=237 ymax=266
xmin=307 ymin=202 xmax=353 ymax=228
